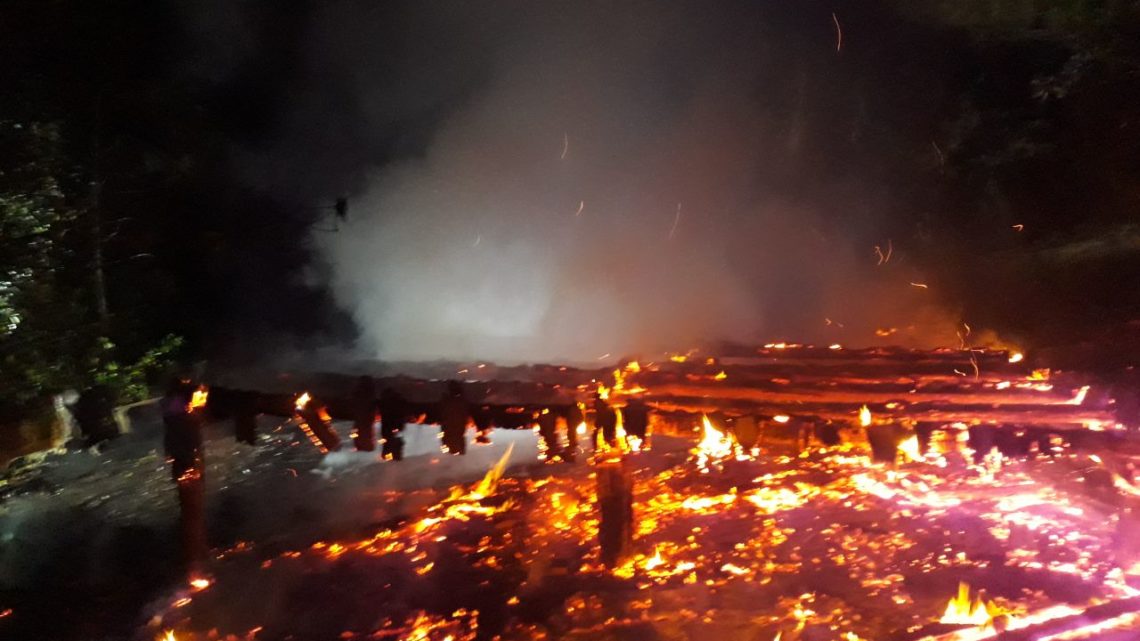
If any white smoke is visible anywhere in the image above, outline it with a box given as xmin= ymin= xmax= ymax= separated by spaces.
xmin=186 ymin=1 xmax=964 ymax=362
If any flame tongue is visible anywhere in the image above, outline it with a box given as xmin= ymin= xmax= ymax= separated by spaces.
xmin=940 ymin=582 xmax=1002 ymax=627
xmin=898 ymin=435 xmax=923 ymax=462
xmin=470 ymin=443 xmax=514 ymax=499
xmin=694 ymin=415 xmax=738 ymax=472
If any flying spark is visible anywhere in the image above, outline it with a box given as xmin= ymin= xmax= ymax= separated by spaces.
xmin=575 ymin=200 xmax=584 ymax=217
xmin=931 ymin=140 xmax=944 ymax=168
xmin=669 ymin=203 xmax=682 ymax=240
xmin=831 ymin=12 xmax=843 ymax=53
xmin=1012 ymin=224 xmax=1024 ymax=231
xmin=909 ymin=282 xmax=928 ymax=289
xmin=874 ymin=239 xmax=893 ymax=265
xmin=560 ymin=133 xmax=569 ymax=160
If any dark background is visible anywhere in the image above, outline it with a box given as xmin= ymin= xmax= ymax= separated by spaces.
xmin=3 ymin=0 xmax=1140 ymax=405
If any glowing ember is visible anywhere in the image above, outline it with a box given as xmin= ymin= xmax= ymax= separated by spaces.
xmin=146 ymin=343 xmax=1136 ymax=641
xmin=294 ymin=391 xmax=311 ymax=411
xmin=1008 ymin=352 xmax=1024 ymax=363
xmin=188 ymin=577 xmax=210 ymax=591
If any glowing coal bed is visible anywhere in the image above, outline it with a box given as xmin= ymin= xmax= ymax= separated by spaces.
xmin=147 ymin=423 xmax=1140 ymax=641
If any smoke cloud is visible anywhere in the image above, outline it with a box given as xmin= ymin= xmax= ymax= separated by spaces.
xmin=193 ymin=2 xmax=966 ymax=362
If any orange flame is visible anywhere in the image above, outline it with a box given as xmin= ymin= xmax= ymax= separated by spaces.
xmin=695 ymin=415 xmax=738 ymax=472
xmin=295 ymin=392 xmax=311 ymax=411
xmin=644 ymin=545 xmax=665 ymax=571
xmin=898 ymin=435 xmax=923 ymax=462
xmin=452 ymin=443 xmax=514 ymax=502
xmin=1008 ymin=352 xmax=1024 ymax=363
xmin=859 ymin=405 xmax=872 ymax=427
xmin=940 ymin=582 xmax=1004 ymax=627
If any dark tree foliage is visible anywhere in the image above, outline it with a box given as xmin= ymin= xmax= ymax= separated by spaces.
xmin=883 ymin=1 xmax=1140 ymax=349
xmin=0 ymin=1 xmax=347 ymax=415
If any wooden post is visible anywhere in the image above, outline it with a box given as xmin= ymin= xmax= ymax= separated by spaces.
xmin=866 ymin=423 xmax=900 ymax=464
xmin=177 ymin=470 xmax=208 ymax=575
xmin=595 ymin=456 xmax=633 ymax=567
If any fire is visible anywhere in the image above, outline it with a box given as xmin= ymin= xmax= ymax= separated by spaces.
xmin=644 ymin=546 xmax=665 ymax=571
xmin=188 ymin=386 xmax=208 ymax=412
xmin=148 ymin=344 xmax=1137 ymax=640
xmin=189 ymin=577 xmax=211 ymax=591
xmin=466 ymin=443 xmax=514 ymax=501
xmin=898 ymin=435 xmax=923 ymax=462
xmin=1008 ymin=352 xmax=1024 ymax=363
xmin=292 ymin=391 xmax=331 ymax=454
xmin=575 ymin=421 xmax=587 ymax=435
xmin=435 ymin=445 xmax=517 ymax=522
xmin=397 ymin=610 xmax=478 ymax=641
xmin=713 ymin=370 xmax=728 ymax=381
xmin=1067 ymin=385 xmax=1090 ymax=406
xmin=694 ymin=415 xmax=738 ymax=472
xmin=939 ymin=582 xmax=1004 ymax=627
xmin=158 ymin=632 xmax=177 ymax=641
